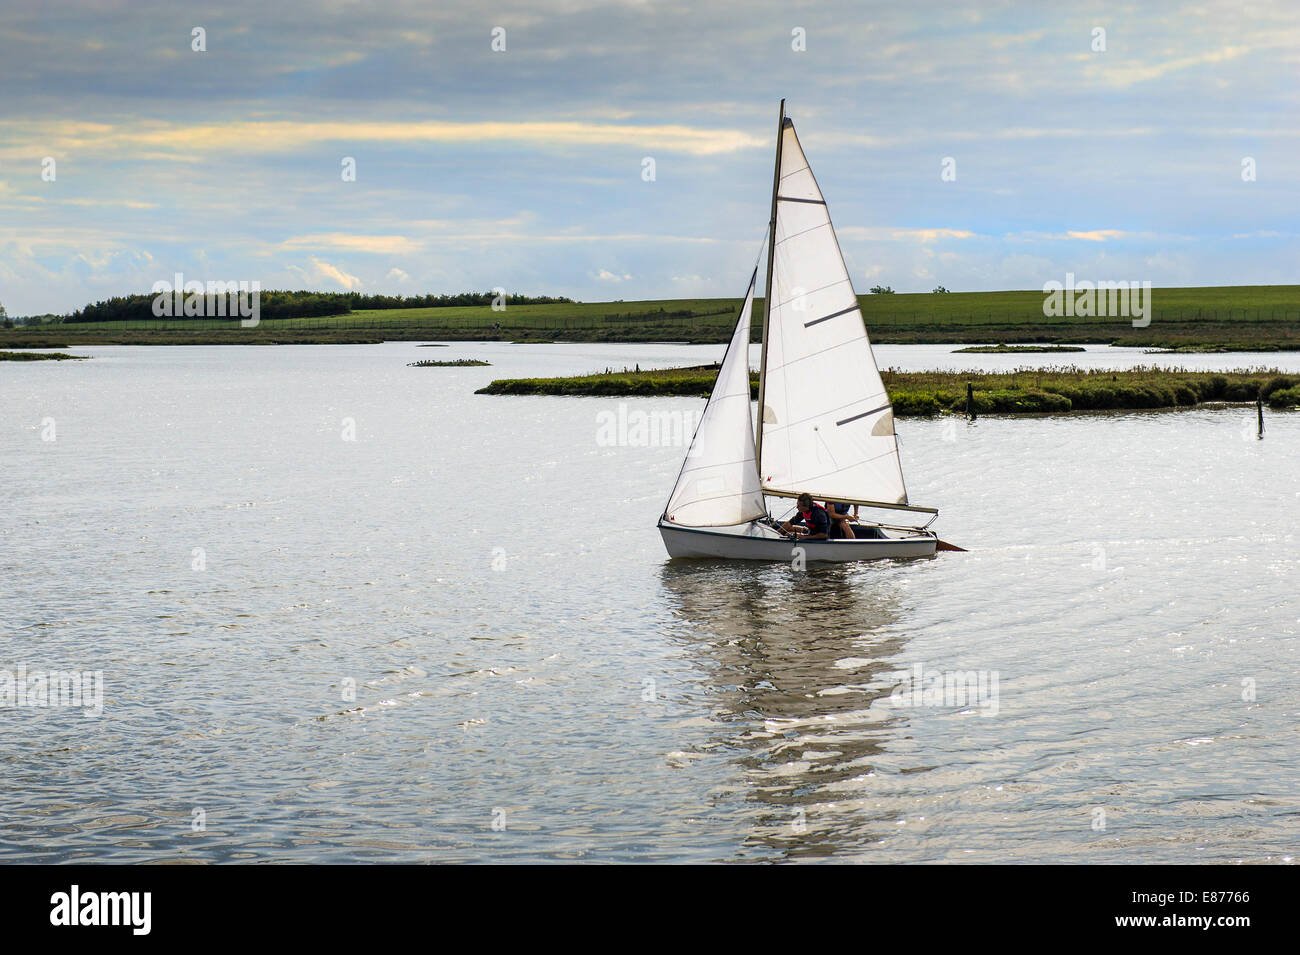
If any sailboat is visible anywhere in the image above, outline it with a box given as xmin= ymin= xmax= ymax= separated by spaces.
xmin=658 ymin=101 xmax=941 ymax=562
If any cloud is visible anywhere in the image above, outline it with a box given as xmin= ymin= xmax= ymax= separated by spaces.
xmin=54 ymin=197 xmax=159 ymax=209
xmin=1064 ymin=230 xmax=1128 ymax=242
xmin=289 ymin=257 xmax=362 ymax=290
xmin=0 ymin=118 xmax=765 ymax=162
xmin=986 ymin=28 xmax=1049 ymax=49
xmin=280 ymin=233 xmax=420 ymax=255
xmin=839 ymin=227 xmax=977 ymax=242
xmin=1090 ymin=45 xmax=1252 ymax=88
xmin=1007 ymin=230 xmax=1163 ymax=244
xmin=3 ymin=0 xmax=1299 ymax=312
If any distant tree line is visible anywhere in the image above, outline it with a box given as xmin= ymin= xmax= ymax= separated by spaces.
xmin=68 ymin=291 xmax=350 ymax=324
xmin=62 ymin=290 xmax=577 ymax=323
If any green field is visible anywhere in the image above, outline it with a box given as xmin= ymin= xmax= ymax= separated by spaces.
xmin=476 ymin=363 xmax=1300 ymax=415
xmin=5 ymin=285 xmax=1300 ymax=348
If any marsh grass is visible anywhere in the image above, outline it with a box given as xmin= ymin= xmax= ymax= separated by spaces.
xmin=407 ymin=358 xmax=490 ymax=367
xmin=0 ymin=350 xmax=87 ymax=361
xmin=952 ymin=344 xmax=1087 ymax=354
xmin=476 ymin=364 xmax=1300 ymax=415
xmin=1266 ymin=385 xmax=1300 ymax=408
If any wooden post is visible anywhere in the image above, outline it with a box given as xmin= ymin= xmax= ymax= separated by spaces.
xmin=1258 ymin=397 xmax=1264 ymax=438
xmin=967 ymin=382 xmax=976 ymax=421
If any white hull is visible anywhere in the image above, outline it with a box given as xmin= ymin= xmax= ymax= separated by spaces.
xmin=659 ymin=519 xmax=937 ymax=563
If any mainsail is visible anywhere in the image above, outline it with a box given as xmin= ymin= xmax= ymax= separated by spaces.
xmin=757 ymin=115 xmax=915 ymax=511
xmin=662 ymin=268 xmax=767 ymax=527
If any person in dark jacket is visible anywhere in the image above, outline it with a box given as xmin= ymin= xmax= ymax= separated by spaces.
xmin=779 ymin=493 xmax=830 ymax=540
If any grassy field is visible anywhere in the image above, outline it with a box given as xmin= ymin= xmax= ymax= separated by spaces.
xmin=476 ymin=363 xmax=1300 ymax=415
xmin=5 ymin=284 xmax=1299 ymax=348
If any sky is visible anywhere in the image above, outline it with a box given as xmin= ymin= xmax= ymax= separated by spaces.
xmin=0 ymin=0 xmax=1297 ymax=315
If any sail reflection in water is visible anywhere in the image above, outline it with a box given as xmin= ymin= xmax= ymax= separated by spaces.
xmin=659 ymin=562 xmax=923 ymax=860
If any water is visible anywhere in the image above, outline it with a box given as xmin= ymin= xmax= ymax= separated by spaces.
xmin=2 ymin=342 xmax=1297 ymax=863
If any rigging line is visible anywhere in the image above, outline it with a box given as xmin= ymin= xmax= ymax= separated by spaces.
xmin=677 ymin=454 xmax=765 ymax=473
xmin=756 ymin=99 xmax=785 ymax=474
xmin=776 ymin=335 xmax=882 ymax=371
xmin=774 ymin=277 xmax=851 ymax=310
xmin=769 ymin=387 xmax=894 ymax=428
xmin=759 ymin=405 xmax=894 ymax=439
xmin=764 ymin=410 xmax=899 ymax=441
xmin=814 ymin=426 xmax=838 ymax=470
xmin=667 ymin=487 xmax=764 ymax=508
xmin=764 ymin=394 xmax=891 ymax=430
xmin=763 ymin=448 xmax=905 ymax=489
xmin=660 ymin=230 xmax=766 ymax=518
xmin=774 ymin=220 xmax=836 ymax=247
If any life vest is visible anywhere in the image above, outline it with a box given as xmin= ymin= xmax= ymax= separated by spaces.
xmin=799 ymin=503 xmax=828 ymax=534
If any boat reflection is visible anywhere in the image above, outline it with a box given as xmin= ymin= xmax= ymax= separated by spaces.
xmin=658 ymin=561 xmax=918 ymax=860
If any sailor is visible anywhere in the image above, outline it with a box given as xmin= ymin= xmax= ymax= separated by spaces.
xmin=825 ymin=501 xmax=857 ymax=539
xmin=779 ymin=493 xmax=830 ymax=540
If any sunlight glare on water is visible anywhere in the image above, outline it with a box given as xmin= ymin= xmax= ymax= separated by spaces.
xmin=2 ymin=342 xmax=1297 ymax=862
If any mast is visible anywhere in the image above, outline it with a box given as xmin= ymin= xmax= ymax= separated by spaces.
xmin=754 ymin=98 xmax=785 ymax=474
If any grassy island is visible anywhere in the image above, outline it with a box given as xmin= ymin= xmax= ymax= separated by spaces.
xmin=953 ymin=344 xmax=1087 ymax=354
xmin=407 ymin=358 xmax=491 ymax=367
xmin=476 ymin=364 xmax=1300 ymax=415
xmin=0 ymin=350 xmax=88 ymax=361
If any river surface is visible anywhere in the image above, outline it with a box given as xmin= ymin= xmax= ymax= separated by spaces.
xmin=2 ymin=342 xmax=1297 ymax=863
